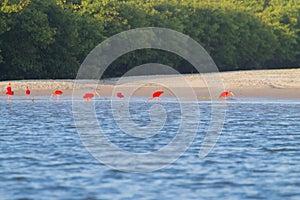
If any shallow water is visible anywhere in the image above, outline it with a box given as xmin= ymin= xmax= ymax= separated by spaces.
xmin=1 ymin=98 xmax=300 ymax=199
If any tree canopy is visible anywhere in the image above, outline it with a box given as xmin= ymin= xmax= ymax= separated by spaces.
xmin=0 ymin=0 xmax=299 ymax=80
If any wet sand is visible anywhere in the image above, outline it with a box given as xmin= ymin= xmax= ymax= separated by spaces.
xmin=1 ymin=69 xmax=299 ymax=100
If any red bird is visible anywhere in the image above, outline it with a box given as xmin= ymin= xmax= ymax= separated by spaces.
xmin=25 ymin=86 xmax=30 ymax=95
xmin=219 ymin=91 xmax=235 ymax=99
xmin=83 ymin=91 xmax=100 ymax=102
xmin=6 ymin=83 xmax=13 ymax=100
xmin=148 ymin=91 xmax=164 ymax=101
xmin=50 ymin=90 xmax=63 ymax=100
xmin=116 ymin=92 xmax=124 ymax=98
xmin=6 ymin=83 xmax=13 ymax=95
xmin=53 ymin=90 xmax=63 ymax=95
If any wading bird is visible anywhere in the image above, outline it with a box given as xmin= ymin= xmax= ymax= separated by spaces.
xmin=50 ymin=90 xmax=63 ymax=100
xmin=148 ymin=91 xmax=164 ymax=101
xmin=219 ymin=91 xmax=235 ymax=99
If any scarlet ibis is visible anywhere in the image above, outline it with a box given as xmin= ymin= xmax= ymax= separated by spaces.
xmin=6 ymin=83 xmax=13 ymax=100
xmin=83 ymin=91 xmax=100 ymax=102
xmin=24 ymin=86 xmax=31 ymax=100
xmin=219 ymin=91 xmax=235 ymax=99
xmin=53 ymin=90 xmax=63 ymax=95
xmin=116 ymin=92 xmax=124 ymax=98
xmin=25 ymin=86 xmax=30 ymax=95
xmin=50 ymin=90 xmax=63 ymax=100
xmin=148 ymin=91 xmax=164 ymax=101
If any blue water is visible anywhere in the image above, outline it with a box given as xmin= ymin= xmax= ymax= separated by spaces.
xmin=1 ymin=98 xmax=300 ymax=199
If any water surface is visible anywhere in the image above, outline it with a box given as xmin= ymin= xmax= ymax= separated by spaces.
xmin=1 ymin=98 xmax=300 ymax=199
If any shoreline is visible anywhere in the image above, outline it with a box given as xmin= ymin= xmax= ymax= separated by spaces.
xmin=1 ymin=69 xmax=299 ymax=100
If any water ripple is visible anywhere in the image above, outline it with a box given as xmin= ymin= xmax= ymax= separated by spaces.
xmin=0 ymin=100 xmax=300 ymax=199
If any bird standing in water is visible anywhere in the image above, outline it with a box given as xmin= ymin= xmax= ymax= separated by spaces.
xmin=83 ymin=91 xmax=100 ymax=102
xmin=25 ymin=86 xmax=31 ymax=100
xmin=219 ymin=91 xmax=235 ymax=99
xmin=50 ymin=90 xmax=63 ymax=100
xmin=6 ymin=83 xmax=14 ymax=100
xmin=148 ymin=91 xmax=164 ymax=102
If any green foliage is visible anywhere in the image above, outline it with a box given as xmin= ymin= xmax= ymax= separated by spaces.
xmin=0 ymin=0 xmax=103 ymax=79
xmin=0 ymin=0 xmax=299 ymax=80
